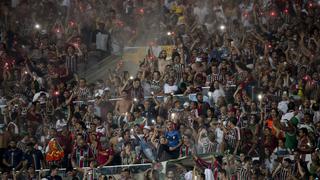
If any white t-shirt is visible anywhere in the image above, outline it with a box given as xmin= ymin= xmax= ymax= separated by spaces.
xmin=96 ymin=125 xmax=106 ymax=135
xmin=56 ymin=119 xmax=67 ymax=131
xmin=96 ymin=32 xmax=109 ymax=51
xmin=215 ymin=127 xmax=224 ymax=153
xmin=215 ymin=128 xmax=224 ymax=144
xmin=211 ymin=89 xmax=225 ymax=104
xmin=278 ymin=100 xmax=289 ymax=114
xmin=163 ymin=83 xmax=178 ymax=94
xmin=313 ymin=111 xmax=320 ymax=124
xmin=281 ymin=111 xmax=295 ymax=124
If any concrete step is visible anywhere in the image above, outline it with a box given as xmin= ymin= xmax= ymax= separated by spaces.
xmin=78 ymin=54 xmax=121 ymax=82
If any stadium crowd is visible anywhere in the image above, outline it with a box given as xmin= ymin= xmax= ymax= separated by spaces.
xmin=1 ymin=0 xmax=320 ymax=179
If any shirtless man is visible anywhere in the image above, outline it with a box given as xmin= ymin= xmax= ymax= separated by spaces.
xmin=191 ymin=57 xmax=206 ymax=73
xmin=157 ymin=50 xmax=169 ymax=75
xmin=0 ymin=125 xmax=11 ymax=149
xmin=114 ymin=90 xmax=133 ymax=116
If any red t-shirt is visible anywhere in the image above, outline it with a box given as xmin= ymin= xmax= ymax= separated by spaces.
xmin=57 ymin=133 xmax=73 ymax=154
xmin=97 ymin=148 xmax=114 ymax=166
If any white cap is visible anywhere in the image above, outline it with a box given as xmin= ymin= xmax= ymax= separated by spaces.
xmin=143 ymin=125 xmax=151 ymax=130
xmin=183 ymin=102 xmax=190 ymax=107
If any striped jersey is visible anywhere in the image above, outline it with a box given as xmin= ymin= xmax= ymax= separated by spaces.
xmin=225 ymin=127 xmax=241 ymax=150
xmin=173 ymin=63 xmax=184 ymax=82
xmin=74 ymin=87 xmax=91 ymax=101
xmin=209 ymin=73 xmax=223 ymax=83
xmin=65 ymin=55 xmax=78 ymax=73
xmin=237 ymin=167 xmax=251 ymax=180
xmin=273 ymin=167 xmax=294 ymax=180
xmin=179 ymin=144 xmax=193 ymax=157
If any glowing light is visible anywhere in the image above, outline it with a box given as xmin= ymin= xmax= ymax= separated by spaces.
xmin=167 ymin=31 xmax=172 ymax=36
xmin=69 ymin=21 xmax=75 ymax=27
xmin=220 ymin=25 xmax=226 ymax=31
xmin=270 ymin=11 xmax=276 ymax=17
xmin=130 ymin=76 xmax=134 ymax=80
xmin=258 ymin=94 xmax=263 ymax=101
xmin=24 ymin=71 xmax=28 ymax=74
xmin=171 ymin=113 xmax=176 ymax=119
xmin=134 ymin=98 xmax=137 ymax=102
xmin=284 ymin=8 xmax=288 ymax=14
xmin=303 ymin=75 xmax=310 ymax=81
xmin=139 ymin=8 xmax=144 ymax=14
xmin=35 ymin=24 xmax=41 ymax=29
xmin=268 ymin=44 xmax=272 ymax=48
xmin=70 ymin=43 xmax=79 ymax=49
xmin=54 ymin=91 xmax=60 ymax=96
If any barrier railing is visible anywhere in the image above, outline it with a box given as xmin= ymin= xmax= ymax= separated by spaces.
xmin=4 ymin=163 xmax=153 ymax=179
xmin=72 ymin=86 xmax=222 ymax=104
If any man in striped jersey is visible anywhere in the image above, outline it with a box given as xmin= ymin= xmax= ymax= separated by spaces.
xmin=236 ymin=156 xmax=252 ymax=180
xmin=172 ymin=52 xmax=185 ymax=83
xmin=223 ymin=118 xmax=241 ymax=155
xmin=179 ymin=135 xmax=195 ymax=158
xmin=272 ymin=158 xmax=294 ymax=180
xmin=73 ymin=78 xmax=91 ymax=101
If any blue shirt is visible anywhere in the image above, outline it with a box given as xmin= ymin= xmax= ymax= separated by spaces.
xmin=165 ymin=130 xmax=181 ymax=147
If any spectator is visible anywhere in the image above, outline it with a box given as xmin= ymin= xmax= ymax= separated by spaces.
xmin=44 ymin=164 xmax=63 ymax=180
xmin=223 ymin=118 xmax=241 ymax=155
xmin=2 ymin=140 xmax=24 ymax=171
xmin=97 ymin=142 xmax=114 ymax=167
xmin=164 ymin=121 xmax=181 ymax=159
xmin=24 ymin=142 xmax=45 ymax=170
xmin=179 ymin=135 xmax=195 ymax=158
xmin=71 ymin=136 xmax=94 ymax=168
